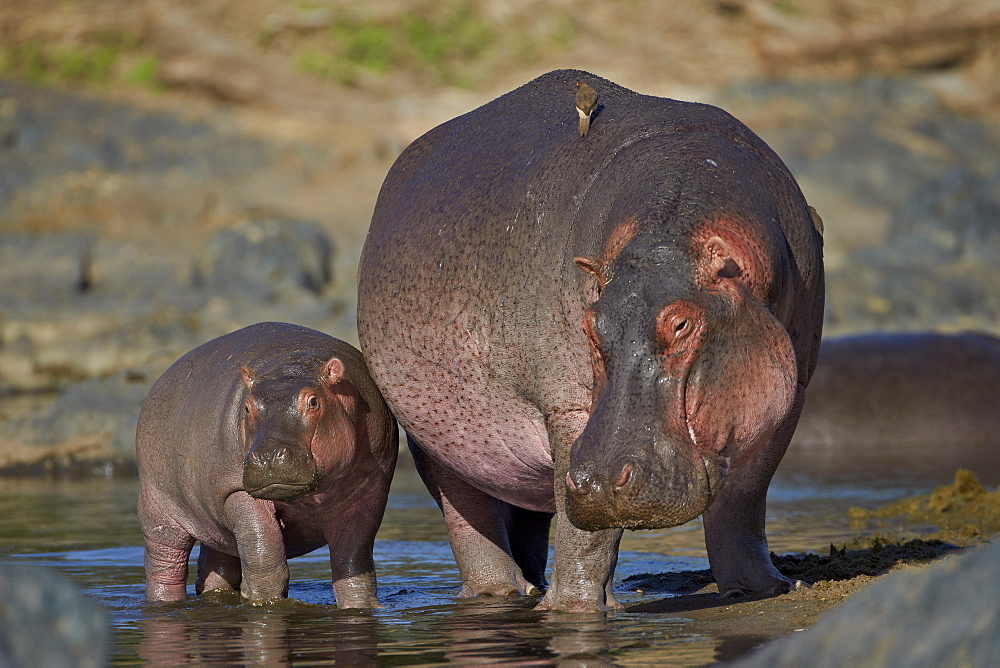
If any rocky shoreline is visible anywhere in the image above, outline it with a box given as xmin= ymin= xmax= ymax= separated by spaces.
xmin=2 ymin=73 xmax=999 ymax=475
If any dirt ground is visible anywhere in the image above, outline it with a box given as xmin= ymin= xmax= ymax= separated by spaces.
xmin=625 ymin=469 xmax=1000 ymax=651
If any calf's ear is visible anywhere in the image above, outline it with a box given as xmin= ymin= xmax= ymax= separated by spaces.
xmin=323 ymin=357 xmax=345 ymax=385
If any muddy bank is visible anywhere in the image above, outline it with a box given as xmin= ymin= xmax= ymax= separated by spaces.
xmin=621 ymin=470 xmax=1000 ymax=663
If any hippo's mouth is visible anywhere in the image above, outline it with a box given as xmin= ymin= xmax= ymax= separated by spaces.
xmin=565 ymin=433 xmax=729 ymax=532
xmin=245 ymin=477 xmax=320 ymax=502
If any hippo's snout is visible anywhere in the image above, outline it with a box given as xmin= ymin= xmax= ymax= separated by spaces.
xmin=565 ymin=433 xmax=726 ymax=532
xmin=243 ymin=442 xmax=320 ymax=502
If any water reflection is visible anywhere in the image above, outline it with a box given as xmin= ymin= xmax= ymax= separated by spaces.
xmin=136 ymin=603 xmax=384 ymax=665
xmin=125 ymin=596 xmax=710 ymax=666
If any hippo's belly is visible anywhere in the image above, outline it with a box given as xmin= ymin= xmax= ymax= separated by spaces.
xmin=372 ymin=346 xmax=558 ymax=513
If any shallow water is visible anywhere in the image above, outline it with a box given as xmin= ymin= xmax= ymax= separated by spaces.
xmin=0 ymin=463 xmax=983 ymax=666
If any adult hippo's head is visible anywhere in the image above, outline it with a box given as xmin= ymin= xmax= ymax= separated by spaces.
xmin=565 ymin=217 xmax=798 ymax=531
xmin=240 ymin=357 xmax=354 ymax=502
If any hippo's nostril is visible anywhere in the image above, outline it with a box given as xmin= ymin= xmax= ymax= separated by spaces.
xmin=566 ymin=469 xmax=595 ymax=495
xmin=616 ymin=463 xmax=633 ymax=489
xmin=566 ymin=471 xmax=577 ymax=492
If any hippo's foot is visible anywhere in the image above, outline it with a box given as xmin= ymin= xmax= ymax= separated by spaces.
xmin=242 ymin=593 xmax=286 ymax=607
xmin=718 ymin=576 xmax=805 ymax=599
xmin=458 ymin=570 xmax=541 ymax=599
xmin=332 ymin=571 xmax=382 ymax=609
xmin=534 ymin=588 xmax=622 ymax=613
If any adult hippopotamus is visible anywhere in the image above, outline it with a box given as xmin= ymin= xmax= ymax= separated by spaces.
xmin=358 ymin=70 xmax=824 ymax=611
xmin=137 ymin=322 xmax=397 ymax=607
xmin=783 ymin=332 xmax=1000 ymax=481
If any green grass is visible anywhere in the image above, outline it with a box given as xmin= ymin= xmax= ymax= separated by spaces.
xmin=288 ymin=1 xmax=552 ymax=87
xmin=125 ymin=55 xmax=160 ymax=89
xmin=0 ymin=32 xmax=158 ymax=90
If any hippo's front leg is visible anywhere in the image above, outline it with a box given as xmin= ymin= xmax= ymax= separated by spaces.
xmin=536 ymin=416 xmax=624 ymax=612
xmin=325 ymin=504 xmax=383 ymax=608
xmin=223 ymin=492 xmax=290 ymax=604
xmin=702 ymin=385 xmax=807 ymax=597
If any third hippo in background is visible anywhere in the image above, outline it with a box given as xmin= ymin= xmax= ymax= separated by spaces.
xmin=783 ymin=332 xmax=1000 ymax=482
xmin=358 ymin=69 xmax=825 ymax=611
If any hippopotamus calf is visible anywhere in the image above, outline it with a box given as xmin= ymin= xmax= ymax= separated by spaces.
xmin=358 ymin=70 xmax=824 ymax=611
xmin=137 ymin=322 xmax=397 ymax=606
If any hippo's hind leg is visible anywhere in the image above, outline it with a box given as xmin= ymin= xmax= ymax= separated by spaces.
xmin=702 ymin=384 xmax=806 ymax=597
xmin=507 ymin=505 xmax=552 ymax=590
xmin=196 ymin=546 xmax=242 ymax=594
xmin=409 ymin=436 xmax=540 ymax=598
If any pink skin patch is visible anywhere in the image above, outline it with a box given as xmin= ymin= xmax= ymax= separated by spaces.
xmin=676 ymin=219 xmax=797 ymax=462
xmin=575 ymin=212 xmax=796 ymax=467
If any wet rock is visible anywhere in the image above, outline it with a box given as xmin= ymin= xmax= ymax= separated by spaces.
xmin=737 ymin=539 xmax=1000 ymax=667
xmin=0 ymin=562 xmax=109 ymax=667
xmin=193 ymin=218 xmax=335 ymax=301
xmin=0 ymin=80 xmax=270 ymax=214
xmin=0 ymin=297 xmax=203 ymax=392
xmin=0 ymin=368 xmax=152 ymax=475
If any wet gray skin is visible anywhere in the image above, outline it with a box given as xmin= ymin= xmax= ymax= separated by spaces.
xmin=241 ymin=372 xmax=326 ymax=501
xmin=566 ymin=234 xmax=801 ymax=533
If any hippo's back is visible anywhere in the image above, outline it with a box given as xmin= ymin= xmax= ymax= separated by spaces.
xmin=785 ymin=332 xmax=1000 ymax=479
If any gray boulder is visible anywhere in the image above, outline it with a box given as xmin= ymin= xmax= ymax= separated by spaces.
xmin=194 ymin=218 xmax=335 ymax=301
xmin=737 ymin=540 xmax=1000 ymax=667
xmin=0 ymin=562 xmax=109 ymax=667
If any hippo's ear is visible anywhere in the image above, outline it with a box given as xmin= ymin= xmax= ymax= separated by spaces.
xmin=701 ymin=236 xmax=741 ymax=280
xmin=575 ymin=256 xmax=608 ymax=299
xmin=575 ymin=256 xmax=609 ymax=286
xmin=323 ymin=357 xmax=346 ymax=385
xmin=574 ymin=256 xmax=600 ymax=277
xmin=241 ymin=366 xmax=260 ymax=392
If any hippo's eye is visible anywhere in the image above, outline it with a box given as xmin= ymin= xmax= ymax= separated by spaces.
xmin=307 ymin=396 xmax=319 ymax=410
xmin=656 ymin=303 xmax=698 ymax=350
